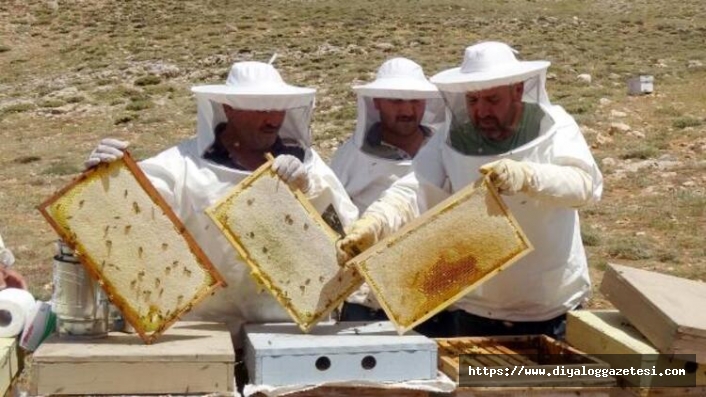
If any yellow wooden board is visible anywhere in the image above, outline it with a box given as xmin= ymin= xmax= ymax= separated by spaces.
xmin=349 ymin=178 xmax=532 ymax=334
xmin=567 ymin=310 xmax=706 ymax=388
xmin=38 ymin=152 xmax=226 ymax=344
xmin=206 ymin=158 xmax=362 ymax=332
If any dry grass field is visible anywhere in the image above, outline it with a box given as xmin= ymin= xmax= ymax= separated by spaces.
xmin=1 ymin=0 xmax=704 ymax=304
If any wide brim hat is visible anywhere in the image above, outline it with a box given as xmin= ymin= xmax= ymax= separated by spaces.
xmin=353 ymin=57 xmax=441 ymax=100
xmin=431 ymin=42 xmax=550 ymax=93
xmin=191 ymin=61 xmax=315 ymax=110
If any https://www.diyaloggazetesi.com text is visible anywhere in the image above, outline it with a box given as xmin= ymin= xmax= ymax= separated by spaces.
xmin=468 ymin=365 xmax=687 ymax=378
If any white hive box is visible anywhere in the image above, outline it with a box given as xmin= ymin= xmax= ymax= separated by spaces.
xmin=244 ymin=321 xmax=437 ymax=386
xmin=628 ymin=75 xmax=654 ymax=95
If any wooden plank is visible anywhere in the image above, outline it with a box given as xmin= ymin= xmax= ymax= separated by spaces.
xmin=600 ymin=264 xmax=706 ymax=363
xmin=0 ymin=338 xmax=20 ymax=397
xmin=255 ymin=388 xmax=428 ymax=397
xmin=31 ymin=322 xmax=234 ymax=395
xmin=610 ymin=386 xmax=706 ymax=396
xmin=32 ymin=361 xmax=233 ymax=395
xmin=454 ymin=387 xmax=612 ymax=396
xmin=567 ymin=310 xmax=706 ymax=387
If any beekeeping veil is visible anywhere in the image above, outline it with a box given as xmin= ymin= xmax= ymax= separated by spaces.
xmin=430 ymin=41 xmax=551 ymax=150
xmin=351 ymin=57 xmax=447 ymax=149
xmin=331 ymin=58 xmax=449 ymax=212
xmin=190 ymin=61 xmax=316 ymax=156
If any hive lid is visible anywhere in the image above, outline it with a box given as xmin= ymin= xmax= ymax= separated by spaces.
xmin=244 ymin=321 xmax=436 ymax=355
xmin=206 ymin=158 xmax=363 ymax=332
xmin=349 ymin=178 xmax=533 ymax=334
xmin=38 ymin=152 xmax=226 ymax=344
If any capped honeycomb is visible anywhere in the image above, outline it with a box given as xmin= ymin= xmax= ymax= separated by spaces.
xmin=38 ymin=152 xmax=226 ymax=344
xmin=207 ymin=158 xmax=362 ymax=332
xmin=349 ymin=178 xmax=533 ymax=334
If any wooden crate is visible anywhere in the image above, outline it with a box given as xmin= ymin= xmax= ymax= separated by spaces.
xmin=600 ymin=264 xmax=706 ymax=363
xmin=0 ymin=338 xmax=21 ymax=397
xmin=567 ymin=310 xmax=706 ymax=387
xmin=30 ymin=321 xmax=235 ymax=395
xmin=610 ymin=385 xmax=706 ymax=396
xmin=451 ymin=387 xmax=613 ymax=396
xmin=349 ymin=178 xmax=532 ymax=334
xmin=437 ymin=335 xmax=615 ymax=389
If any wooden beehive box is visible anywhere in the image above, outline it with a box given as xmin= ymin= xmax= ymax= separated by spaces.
xmin=348 ymin=178 xmax=532 ymax=334
xmin=600 ymin=264 xmax=706 ymax=363
xmin=31 ymin=321 xmax=235 ymax=395
xmin=437 ymin=335 xmax=615 ymax=388
xmin=567 ymin=310 xmax=705 ymax=388
xmin=0 ymin=338 xmax=21 ymax=397
xmin=206 ymin=158 xmax=362 ymax=332
xmin=38 ymin=152 xmax=226 ymax=344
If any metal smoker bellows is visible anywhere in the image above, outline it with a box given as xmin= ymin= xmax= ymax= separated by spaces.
xmin=52 ymin=240 xmax=110 ymax=337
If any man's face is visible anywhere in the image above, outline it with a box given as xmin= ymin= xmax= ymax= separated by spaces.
xmin=465 ymin=83 xmax=523 ymax=141
xmin=373 ymin=98 xmax=426 ymax=137
xmin=223 ymin=106 xmax=286 ymax=150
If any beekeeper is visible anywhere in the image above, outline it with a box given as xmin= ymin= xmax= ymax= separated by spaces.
xmin=330 ymin=57 xmax=447 ymax=321
xmin=0 ymin=233 xmax=28 ymax=290
xmin=85 ymin=61 xmax=358 ymax=344
xmin=331 ymin=57 xmax=447 ymax=212
xmin=337 ymin=41 xmax=603 ymax=338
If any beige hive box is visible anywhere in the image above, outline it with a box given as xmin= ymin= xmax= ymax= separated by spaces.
xmin=38 ymin=152 xmax=226 ymax=344
xmin=348 ymin=178 xmax=532 ymax=334
xmin=206 ymin=157 xmax=362 ymax=332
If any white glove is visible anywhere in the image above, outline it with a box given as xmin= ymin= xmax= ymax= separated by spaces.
xmin=335 ymin=215 xmax=385 ymax=267
xmin=479 ymin=159 xmax=534 ymax=195
xmin=271 ymin=155 xmax=310 ymax=193
xmin=0 ymin=248 xmax=14 ymax=268
xmin=85 ymin=138 xmax=130 ymax=168
xmin=0 ymin=234 xmax=14 ymax=268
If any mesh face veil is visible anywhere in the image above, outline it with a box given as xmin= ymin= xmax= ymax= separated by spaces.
xmin=430 ymin=42 xmax=552 ymax=155
xmin=351 ymin=57 xmax=448 ymax=151
xmin=191 ymin=61 xmax=316 ymax=156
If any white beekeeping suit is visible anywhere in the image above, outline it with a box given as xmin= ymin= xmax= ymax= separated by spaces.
xmin=345 ymin=42 xmax=603 ymax=323
xmin=330 ymin=58 xmax=447 ymax=312
xmin=330 ymin=58 xmax=448 ymax=213
xmin=135 ymin=62 xmax=358 ymax=344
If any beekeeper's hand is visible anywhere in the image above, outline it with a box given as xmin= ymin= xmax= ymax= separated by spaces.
xmin=0 ymin=268 xmax=28 ymax=290
xmin=479 ymin=159 xmax=534 ymax=195
xmin=271 ymin=155 xmax=310 ymax=193
xmin=84 ymin=138 xmax=130 ymax=168
xmin=336 ymin=215 xmax=384 ymax=267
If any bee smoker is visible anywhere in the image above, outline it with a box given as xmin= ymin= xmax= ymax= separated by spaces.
xmin=51 ymin=240 xmax=110 ymax=337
